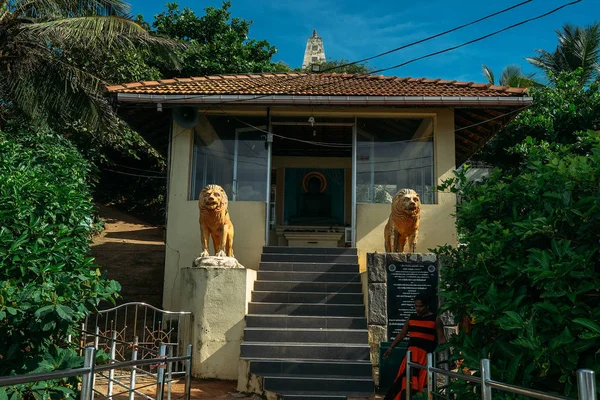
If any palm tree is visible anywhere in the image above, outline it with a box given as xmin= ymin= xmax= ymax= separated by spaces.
xmin=0 ymin=0 xmax=176 ymax=130
xmin=482 ymin=64 xmax=539 ymax=88
xmin=526 ymin=23 xmax=600 ymax=84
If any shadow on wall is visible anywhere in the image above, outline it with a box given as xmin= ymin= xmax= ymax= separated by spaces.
xmin=196 ymin=319 xmax=247 ymax=380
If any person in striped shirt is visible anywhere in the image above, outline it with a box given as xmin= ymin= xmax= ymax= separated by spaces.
xmin=383 ymin=293 xmax=446 ymax=400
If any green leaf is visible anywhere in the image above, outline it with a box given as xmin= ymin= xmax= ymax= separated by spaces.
xmin=573 ymin=318 xmax=600 ymax=334
xmin=55 ymin=304 xmax=74 ymax=320
xmin=34 ymin=305 xmax=54 ymax=319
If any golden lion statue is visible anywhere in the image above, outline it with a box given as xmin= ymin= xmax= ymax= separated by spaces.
xmin=198 ymin=184 xmax=234 ymax=258
xmin=384 ymin=189 xmax=421 ymax=253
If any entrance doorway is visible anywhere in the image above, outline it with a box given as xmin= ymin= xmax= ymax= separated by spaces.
xmin=269 ymin=118 xmax=353 ymax=247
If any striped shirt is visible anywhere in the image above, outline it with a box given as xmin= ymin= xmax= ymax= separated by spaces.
xmin=407 ymin=313 xmax=438 ymax=353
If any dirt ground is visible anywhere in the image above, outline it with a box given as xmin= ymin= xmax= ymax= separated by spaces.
xmin=91 ymin=204 xmax=166 ymax=308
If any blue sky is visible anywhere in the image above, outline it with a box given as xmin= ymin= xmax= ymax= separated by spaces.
xmin=128 ymin=0 xmax=598 ymax=83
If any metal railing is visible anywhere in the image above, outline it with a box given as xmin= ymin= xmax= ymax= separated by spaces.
xmin=0 ymin=344 xmax=193 ymax=400
xmin=405 ymin=350 xmax=597 ymax=400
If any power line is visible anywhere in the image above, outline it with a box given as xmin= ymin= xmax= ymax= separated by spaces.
xmin=116 ymin=0 xmax=535 ymax=107
xmin=220 ymin=105 xmax=529 ymax=148
xmin=300 ymin=0 xmax=534 ymax=72
xmin=104 ymin=168 xmax=167 ymax=179
xmin=369 ymin=0 xmax=582 ymax=76
xmin=226 ymin=0 xmax=580 ymax=104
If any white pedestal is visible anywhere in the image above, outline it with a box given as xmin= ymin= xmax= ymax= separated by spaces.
xmin=180 ymin=257 xmax=256 ymax=379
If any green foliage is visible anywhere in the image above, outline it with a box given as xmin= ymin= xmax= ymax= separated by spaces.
xmin=436 ymin=128 xmax=600 ymax=394
xmin=298 ymin=57 xmax=375 ymax=74
xmin=527 ymin=23 xmax=600 ymax=85
xmin=475 ymin=70 xmax=600 ymax=170
xmin=481 ymin=64 xmax=540 ymax=88
xmin=141 ymin=2 xmax=290 ymax=77
xmin=0 ymin=0 xmax=177 ymax=131
xmin=0 ymin=128 xmax=120 ymax=398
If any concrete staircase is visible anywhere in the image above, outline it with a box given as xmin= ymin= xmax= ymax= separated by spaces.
xmin=238 ymin=246 xmax=374 ymax=400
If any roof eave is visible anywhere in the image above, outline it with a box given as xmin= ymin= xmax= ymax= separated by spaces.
xmin=115 ymin=93 xmax=533 ymax=107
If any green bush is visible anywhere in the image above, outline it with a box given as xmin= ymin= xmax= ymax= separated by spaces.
xmin=0 ymin=129 xmax=120 ymax=398
xmin=436 ymin=134 xmax=600 ymax=397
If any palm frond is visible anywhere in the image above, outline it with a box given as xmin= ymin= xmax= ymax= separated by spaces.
xmin=482 ymin=65 xmax=495 ymax=85
xmin=9 ymin=0 xmax=130 ymax=19
xmin=23 ymin=15 xmax=174 ymax=49
xmin=4 ymin=46 xmax=114 ymax=130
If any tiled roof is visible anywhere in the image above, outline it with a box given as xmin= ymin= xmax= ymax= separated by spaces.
xmin=106 ymin=73 xmax=528 ymax=97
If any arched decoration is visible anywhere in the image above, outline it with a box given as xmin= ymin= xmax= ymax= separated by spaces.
xmin=301 ymin=171 xmax=327 ymax=193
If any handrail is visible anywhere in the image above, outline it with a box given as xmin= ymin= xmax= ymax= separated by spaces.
xmin=402 ymin=351 xmax=597 ymax=400
xmin=95 ymin=302 xmax=192 ymax=315
xmin=486 ymin=379 xmax=572 ymax=400
xmin=0 ymin=367 xmax=92 ymax=386
xmin=0 ymin=345 xmax=194 ymax=400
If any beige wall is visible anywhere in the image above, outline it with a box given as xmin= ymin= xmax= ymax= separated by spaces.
xmin=165 ymin=108 xmax=457 ymax=308
xmin=163 ymin=125 xmax=265 ymax=310
xmin=355 ymin=109 xmax=457 ymax=272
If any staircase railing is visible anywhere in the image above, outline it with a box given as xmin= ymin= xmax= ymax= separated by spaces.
xmin=404 ymin=350 xmax=597 ymax=400
xmin=0 ymin=344 xmax=193 ymax=400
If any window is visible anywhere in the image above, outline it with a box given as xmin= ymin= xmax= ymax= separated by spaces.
xmin=312 ymin=56 xmax=318 ymax=62
xmin=190 ymin=115 xmax=268 ymax=201
xmin=312 ymin=45 xmax=319 ymax=51
xmin=356 ymin=118 xmax=435 ymax=204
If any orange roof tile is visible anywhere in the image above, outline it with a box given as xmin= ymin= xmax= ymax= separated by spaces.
xmin=106 ymin=73 xmax=529 ymax=98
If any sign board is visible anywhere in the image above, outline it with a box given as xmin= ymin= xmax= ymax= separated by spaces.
xmin=386 ymin=262 xmax=438 ymax=341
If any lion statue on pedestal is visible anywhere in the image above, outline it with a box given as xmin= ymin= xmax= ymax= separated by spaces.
xmin=384 ymin=188 xmax=421 ymax=253
xmin=198 ymin=184 xmax=234 ymax=258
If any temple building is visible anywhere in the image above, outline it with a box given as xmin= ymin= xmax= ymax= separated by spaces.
xmin=302 ymin=29 xmax=326 ymax=69
xmin=108 ymin=73 xmax=531 ymax=398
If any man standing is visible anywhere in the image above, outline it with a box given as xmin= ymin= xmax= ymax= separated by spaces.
xmin=383 ymin=293 xmax=446 ymax=400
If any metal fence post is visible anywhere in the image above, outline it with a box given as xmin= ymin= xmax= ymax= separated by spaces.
xmin=427 ymin=353 xmax=434 ymax=400
xmin=480 ymin=359 xmax=492 ymax=400
xmin=167 ymin=345 xmax=174 ymax=400
xmin=107 ymin=330 xmax=117 ymax=398
xmin=444 ymin=349 xmax=450 ymax=400
xmin=128 ymin=337 xmax=138 ymax=400
xmin=155 ymin=343 xmax=167 ymax=400
xmin=577 ymin=369 xmax=597 ymax=400
xmin=80 ymin=347 xmax=96 ymax=400
xmin=406 ymin=350 xmax=412 ymax=399
xmin=185 ymin=344 xmax=193 ymax=400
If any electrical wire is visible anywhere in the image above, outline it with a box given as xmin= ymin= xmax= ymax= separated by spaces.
xmin=368 ymin=0 xmax=582 ymax=76
xmin=222 ymin=0 xmax=580 ymax=105
xmin=118 ymin=0 xmax=535 ymax=106
xmin=124 ymin=0 xmax=578 ymax=108
xmin=104 ymin=168 xmax=167 ymax=179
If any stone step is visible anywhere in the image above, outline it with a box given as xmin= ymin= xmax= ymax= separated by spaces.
xmin=240 ymin=342 xmax=370 ymax=361
xmin=262 ymin=246 xmax=357 ymax=255
xmin=245 ymin=315 xmax=367 ymax=329
xmin=261 ymin=253 xmax=358 ymax=263
xmin=252 ymin=291 xmax=363 ymax=304
xmin=257 ymin=271 xmax=360 ymax=283
xmin=254 ymin=281 xmax=362 ymax=293
xmin=248 ymin=359 xmax=372 ymax=377
xmin=243 ymin=327 xmax=368 ymax=343
xmin=270 ymin=390 xmax=374 ymax=400
xmin=259 ymin=262 xmax=359 ymax=273
xmin=264 ymin=375 xmax=374 ymax=395
xmin=248 ymin=302 xmax=364 ymax=317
